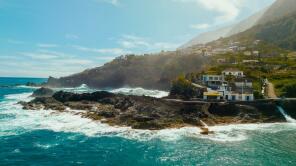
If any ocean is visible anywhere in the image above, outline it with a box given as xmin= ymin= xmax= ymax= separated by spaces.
xmin=0 ymin=77 xmax=296 ymax=166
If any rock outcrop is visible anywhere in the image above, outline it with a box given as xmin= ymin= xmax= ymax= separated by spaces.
xmin=20 ymin=89 xmax=293 ymax=130
xmin=31 ymin=87 xmax=54 ymax=97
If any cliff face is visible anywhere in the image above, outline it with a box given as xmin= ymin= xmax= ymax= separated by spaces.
xmin=46 ymin=53 xmax=209 ymax=90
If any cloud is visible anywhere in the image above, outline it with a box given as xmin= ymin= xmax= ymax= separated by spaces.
xmin=20 ymin=52 xmax=58 ymax=60
xmin=65 ymin=34 xmax=79 ymax=40
xmin=118 ymin=35 xmax=150 ymax=49
xmin=118 ymin=35 xmax=179 ymax=51
xmin=96 ymin=0 xmax=120 ymax=6
xmin=190 ymin=23 xmax=210 ymax=30
xmin=174 ymin=0 xmax=245 ymax=23
xmin=37 ymin=43 xmax=59 ymax=48
xmin=19 ymin=50 xmax=72 ymax=60
xmin=7 ymin=39 xmax=25 ymax=44
xmin=6 ymin=49 xmax=96 ymax=77
xmin=73 ymin=45 xmax=127 ymax=55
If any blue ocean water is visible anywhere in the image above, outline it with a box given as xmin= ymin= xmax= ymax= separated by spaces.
xmin=0 ymin=77 xmax=296 ymax=165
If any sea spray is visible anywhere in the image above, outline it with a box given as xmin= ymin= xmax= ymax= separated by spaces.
xmin=46 ymin=85 xmax=169 ymax=98
xmin=277 ymin=106 xmax=296 ymax=123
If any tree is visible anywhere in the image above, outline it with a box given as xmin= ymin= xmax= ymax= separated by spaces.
xmin=225 ymin=75 xmax=236 ymax=82
xmin=170 ymin=75 xmax=196 ymax=99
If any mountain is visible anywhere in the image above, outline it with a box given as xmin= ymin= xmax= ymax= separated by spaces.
xmin=46 ymin=53 xmax=209 ymax=90
xmin=216 ymin=0 xmax=296 ymax=51
xmin=181 ymin=8 xmax=267 ymax=48
xmin=255 ymin=12 xmax=296 ymax=50
xmin=227 ymin=8 xmax=267 ymax=36
xmin=257 ymin=0 xmax=296 ymax=25
xmin=180 ymin=26 xmax=233 ymax=49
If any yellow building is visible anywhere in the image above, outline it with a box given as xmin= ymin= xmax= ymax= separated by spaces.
xmin=203 ymin=91 xmax=222 ymax=100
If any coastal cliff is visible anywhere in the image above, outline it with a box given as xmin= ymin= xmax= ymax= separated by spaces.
xmin=45 ymin=53 xmax=209 ymax=91
xmin=20 ymin=89 xmax=293 ymax=130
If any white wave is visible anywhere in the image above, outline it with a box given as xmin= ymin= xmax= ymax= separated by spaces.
xmin=110 ymin=87 xmax=169 ymax=98
xmin=277 ymin=106 xmax=296 ymax=123
xmin=52 ymin=85 xmax=169 ymax=98
xmin=16 ymin=85 xmax=40 ymax=89
xmin=1 ymin=92 xmax=296 ymax=143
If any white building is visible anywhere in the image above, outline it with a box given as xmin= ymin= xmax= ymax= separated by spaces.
xmin=202 ymin=75 xmax=225 ymax=89
xmin=222 ymin=68 xmax=244 ymax=77
xmin=244 ymin=51 xmax=252 ymax=56
xmin=253 ymin=51 xmax=260 ymax=56
xmin=242 ymin=60 xmax=259 ymax=63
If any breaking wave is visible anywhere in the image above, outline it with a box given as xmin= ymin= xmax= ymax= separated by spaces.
xmin=110 ymin=87 xmax=169 ymax=98
xmin=23 ymin=84 xmax=169 ymax=98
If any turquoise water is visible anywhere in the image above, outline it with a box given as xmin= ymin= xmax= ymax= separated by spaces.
xmin=1 ymin=77 xmax=296 ymax=165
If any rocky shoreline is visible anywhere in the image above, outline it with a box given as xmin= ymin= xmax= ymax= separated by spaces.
xmin=19 ymin=88 xmax=294 ymax=130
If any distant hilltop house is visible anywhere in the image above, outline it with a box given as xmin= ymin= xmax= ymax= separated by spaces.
xmin=222 ymin=68 xmax=244 ymax=77
xmin=253 ymin=51 xmax=260 ymax=56
xmin=242 ymin=60 xmax=259 ymax=64
xmin=201 ymin=69 xmax=254 ymax=101
xmin=244 ymin=51 xmax=252 ymax=56
xmin=217 ymin=58 xmax=226 ymax=63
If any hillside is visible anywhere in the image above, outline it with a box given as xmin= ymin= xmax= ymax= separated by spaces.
xmin=46 ymin=52 xmax=209 ymax=90
xmin=255 ymin=13 xmax=296 ymax=50
xmin=180 ymin=26 xmax=233 ymax=49
xmin=180 ymin=5 xmax=268 ymax=48
xmin=257 ymin=0 xmax=296 ymax=25
xmin=215 ymin=11 xmax=296 ymax=51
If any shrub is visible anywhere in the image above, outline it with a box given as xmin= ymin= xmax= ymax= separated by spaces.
xmin=283 ymin=84 xmax=296 ymax=97
xmin=170 ymin=75 xmax=198 ymax=99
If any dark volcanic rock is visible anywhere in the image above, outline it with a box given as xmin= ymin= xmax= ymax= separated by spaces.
xmin=32 ymin=87 xmax=54 ymax=97
xmin=20 ymin=91 xmax=291 ymax=130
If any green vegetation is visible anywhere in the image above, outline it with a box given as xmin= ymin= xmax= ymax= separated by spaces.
xmin=204 ymin=41 xmax=296 ymax=97
xmin=256 ymin=13 xmax=296 ymax=51
xmin=170 ymin=75 xmax=202 ymax=99
xmin=282 ymin=84 xmax=296 ymax=97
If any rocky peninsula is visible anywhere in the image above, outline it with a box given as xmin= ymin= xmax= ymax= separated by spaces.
xmin=20 ymin=88 xmax=296 ymax=130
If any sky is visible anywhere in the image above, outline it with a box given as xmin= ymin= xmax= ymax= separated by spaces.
xmin=0 ymin=0 xmax=275 ymax=78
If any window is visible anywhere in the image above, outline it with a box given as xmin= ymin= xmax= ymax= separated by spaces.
xmin=209 ymin=77 xmax=213 ymax=80
xmin=214 ymin=77 xmax=218 ymax=80
xmin=232 ymin=95 xmax=236 ymax=100
xmin=246 ymin=96 xmax=250 ymax=101
xmin=225 ymin=95 xmax=229 ymax=100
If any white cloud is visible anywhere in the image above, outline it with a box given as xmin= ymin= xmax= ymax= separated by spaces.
xmin=73 ymin=45 xmax=127 ymax=55
xmin=96 ymin=0 xmax=120 ymax=6
xmin=174 ymin=0 xmax=245 ymax=23
xmin=20 ymin=50 xmax=72 ymax=60
xmin=190 ymin=23 xmax=210 ymax=30
xmin=20 ymin=52 xmax=58 ymax=60
xmin=7 ymin=49 xmax=96 ymax=77
xmin=118 ymin=34 xmax=179 ymax=51
xmin=118 ymin=35 xmax=150 ymax=49
xmin=65 ymin=34 xmax=79 ymax=40
xmin=7 ymin=39 xmax=25 ymax=44
xmin=37 ymin=43 xmax=59 ymax=48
